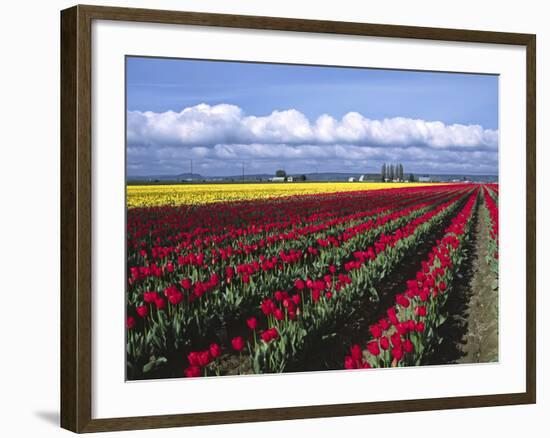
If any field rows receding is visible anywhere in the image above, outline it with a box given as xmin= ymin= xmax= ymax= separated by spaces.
xmin=127 ymin=181 xmax=439 ymax=207
xmin=125 ymin=184 xmax=498 ymax=379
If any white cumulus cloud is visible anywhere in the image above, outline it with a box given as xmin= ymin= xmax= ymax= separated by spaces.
xmin=126 ymin=103 xmax=498 ymax=175
xmin=128 ymin=103 xmax=498 ymax=150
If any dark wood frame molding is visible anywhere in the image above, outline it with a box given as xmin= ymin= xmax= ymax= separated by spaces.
xmin=60 ymin=4 xmax=536 ymax=433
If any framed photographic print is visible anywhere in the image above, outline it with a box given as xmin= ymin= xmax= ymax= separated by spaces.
xmin=60 ymin=4 xmax=536 ymax=433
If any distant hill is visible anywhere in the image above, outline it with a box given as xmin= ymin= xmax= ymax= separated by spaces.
xmin=127 ymin=172 xmax=498 ymax=184
xmin=127 ymin=172 xmax=204 ymax=182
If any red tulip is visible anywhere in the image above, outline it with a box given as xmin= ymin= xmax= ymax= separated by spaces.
xmin=396 ymin=294 xmax=410 ymax=308
xmin=350 ymin=344 xmax=362 ymax=361
xmin=143 ymin=291 xmax=158 ymax=303
xmin=154 ymin=297 xmax=165 ymax=310
xmin=391 ymin=332 xmax=403 ymax=347
xmin=126 ymin=316 xmax=135 ymax=329
xmin=274 ymin=308 xmax=284 ymax=321
xmin=231 ymin=336 xmax=245 ymax=351
xmin=136 ymin=305 xmax=148 ymax=318
xmin=367 ymin=341 xmax=380 ymax=356
xmin=180 ymin=278 xmax=192 ymax=290
xmin=188 ymin=351 xmax=200 ymax=367
xmin=344 ymin=355 xmax=355 ymax=369
xmin=415 ymin=305 xmax=427 ymax=316
xmin=268 ymin=327 xmax=279 ymax=340
xmin=209 ymin=343 xmax=221 ymax=359
xmin=391 ymin=346 xmax=404 ymax=361
xmin=246 ymin=317 xmax=257 ymax=330
xmin=184 ymin=365 xmax=201 ymax=378
xmin=380 ymin=336 xmax=390 ymax=350
xmin=168 ymin=291 xmax=183 ymax=305
xmin=260 ymin=331 xmax=271 ymax=343
xmin=261 ymin=327 xmax=279 ymax=343
xmin=387 ymin=307 xmax=399 ymax=325
xmin=379 ymin=319 xmax=390 ymax=330
xmin=198 ymin=351 xmax=211 ymax=367
xmin=396 ymin=323 xmax=408 ymax=335
xmin=403 ymin=339 xmax=414 ymax=353
xmin=369 ymin=323 xmax=382 ymax=339
xmin=261 ymin=298 xmax=275 ymax=315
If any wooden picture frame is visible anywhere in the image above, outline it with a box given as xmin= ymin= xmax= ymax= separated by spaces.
xmin=60 ymin=4 xmax=536 ymax=433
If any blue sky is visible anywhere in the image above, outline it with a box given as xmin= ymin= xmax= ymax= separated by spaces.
xmin=126 ymin=57 xmax=499 ymax=176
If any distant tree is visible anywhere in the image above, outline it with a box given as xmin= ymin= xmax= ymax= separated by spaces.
xmin=275 ymin=169 xmax=287 ymax=177
xmin=381 ymin=163 xmax=386 ymax=182
xmin=298 ymin=174 xmax=307 ymax=181
xmin=398 ymin=163 xmax=404 ymax=181
xmin=389 ymin=164 xmax=395 ymax=181
xmin=409 ymin=173 xmax=415 ymax=182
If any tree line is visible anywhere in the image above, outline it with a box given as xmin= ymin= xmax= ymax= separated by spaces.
xmin=380 ymin=163 xmax=415 ymax=182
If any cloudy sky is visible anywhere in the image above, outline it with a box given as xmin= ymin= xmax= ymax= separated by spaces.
xmin=126 ymin=57 xmax=499 ymax=177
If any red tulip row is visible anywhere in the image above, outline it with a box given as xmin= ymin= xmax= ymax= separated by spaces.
xmin=175 ymin=189 xmax=470 ymax=376
xmin=128 ymin=187 xmax=461 ymax=306
xmin=125 ymin=184 xmax=489 ymax=379
xmin=210 ymin=188 xmax=473 ymax=374
xmin=486 ymin=183 xmax=499 ymax=197
xmin=343 ymin=189 xmax=479 ymax=369
xmin=128 ymin=189 xmax=467 ymax=377
xmin=127 ymin=188 xmax=461 ymax=314
xmin=178 ymin=187 xmax=454 ymax=264
xmin=482 ymin=186 xmax=499 ymax=280
xmin=128 ymin=186 xmax=430 ymax=250
xmin=127 ymin=188 xmax=468 ymax=369
xmin=127 ymin=186 xmax=458 ymax=287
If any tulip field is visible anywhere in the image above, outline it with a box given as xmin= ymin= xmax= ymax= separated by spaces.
xmin=126 ymin=181 xmax=432 ymax=208
xmin=126 ymin=182 xmax=499 ymax=379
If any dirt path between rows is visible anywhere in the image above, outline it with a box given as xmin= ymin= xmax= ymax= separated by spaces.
xmin=457 ymin=194 xmax=499 ymax=363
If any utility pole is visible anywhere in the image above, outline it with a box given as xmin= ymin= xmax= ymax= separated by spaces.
xmin=242 ymin=161 xmax=245 ymax=184
xmin=190 ymin=159 xmax=193 ymax=183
